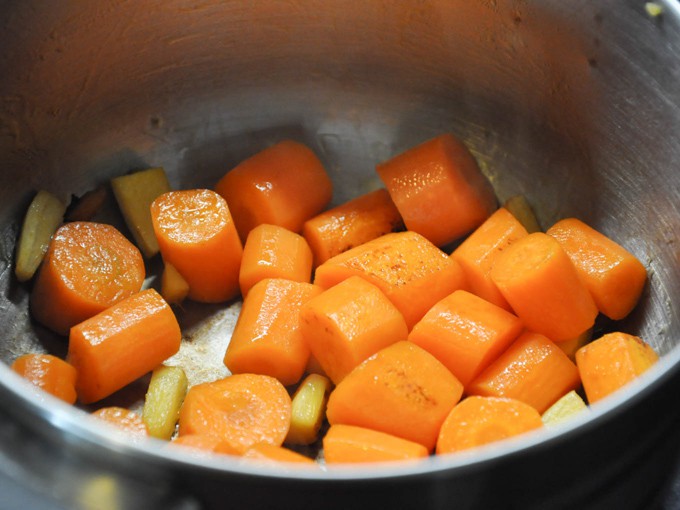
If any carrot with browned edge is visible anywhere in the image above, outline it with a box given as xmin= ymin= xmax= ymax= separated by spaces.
xmin=11 ymin=353 xmax=77 ymax=404
xmin=323 ymin=424 xmax=429 ymax=464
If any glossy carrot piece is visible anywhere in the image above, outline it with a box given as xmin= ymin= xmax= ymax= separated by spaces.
xmin=326 ymin=341 xmax=463 ymax=451
xmin=467 ymin=331 xmax=581 ymax=414
xmin=67 ymin=289 xmax=182 ymax=404
xmin=547 ymin=218 xmax=647 ymax=320
xmin=376 ymin=133 xmax=497 ymax=247
xmin=242 ymin=443 xmax=315 ymax=464
xmin=30 ymin=221 xmax=145 ymax=335
xmin=91 ymin=407 xmax=149 ymax=438
xmin=151 ymin=189 xmax=243 ymax=303
xmin=178 ymin=374 xmax=292 ymax=455
xmin=436 ymin=396 xmax=543 ymax=454
xmin=451 ymin=207 xmax=528 ymax=310
xmin=408 ymin=290 xmax=524 ymax=388
xmin=302 ymin=188 xmax=403 ymax=266
xmin=489 ymin=232 xmax=598 ymax=341
xmin=170 ymin=434 xmax=241 ymax=456
xmin=323 ymin=424 xmax=429 ymax=464
xmin=314 ymin=231 xmax=469 ymax=330
xmin=11 ymin=353 xmax=77 ymax=404
xmin=224 ymin=278 xmax=322 ymax=386
xmin=239 ymin=224 xmax=313 ymax=297
xmin=300 ymin=276 xmax=408 ymax=384
xmin=214 ymin=140 xmax=333 ymax=241
xmin=575 ymin=331 xmax=658 ymax=404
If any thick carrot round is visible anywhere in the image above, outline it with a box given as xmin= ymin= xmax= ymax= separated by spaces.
xmin=436 ymin=396 xmax=543 ymax=454
xmin=30 ymin=221 xmax=145 ymax=335
xmin=11 ymin=353 xmax=77 ymax=404
xmin=214 ymin=140 xmax=333 ymax=241
xmin=489 ymin=232 xmax=598 ymax=341
xmin=323 ymin=424 xmax=429 ymax=464
xmin=242 ymin=443 xmax=315 ymax=464
xmin=151 ymin=189 xmax=243 ymax=303
xmin=178 ymin=373 xmax=292 ymax=455
xmin=67 ymin=289 xmax=182 ymax=404
xmin=224 ymin=278 xmax=322 ymax=386
xmin=91 ymin=407 xmax=149 ymax=438
xmin=376 ymin=133 xmax=497 ymax=247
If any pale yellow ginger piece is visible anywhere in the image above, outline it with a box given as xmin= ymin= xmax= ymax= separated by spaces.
xmin=142 ymin=365 xmax=188 ymax=440
xmin=504 ymin=195 xmax=542 ymax=233
xmin=286 ymin=373 xmax=332 ymax=445
xmin=556 ymin=328 xmax=592 ymax=361
xmin=111 ymin=167 xmax=171 ymax=258
xmin=645 ymin=2 xmax=663 ymax=17
xmin=161 ymin=263 xmax=190 ymax=305
xmin=15 ymin=190 xmax=66 ymax=282
xmin=542 ymin=390 xmax=588 ymax=426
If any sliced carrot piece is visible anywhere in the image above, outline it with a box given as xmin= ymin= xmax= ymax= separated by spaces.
xmin=11 ymin=353 xmax=77 ymax=404
xmin=302 ymin=188 xmax=403 ymax=266
xmin=314 ymin=231 xmax=468 ymax=330
xmin=575 ymin=331 xmax=658 ymax=404
xmin=224 ymin=278 xmax=322 ymax=386
xmin=242 ymin=443 xmax=315 ymax=464
xmin=151 ymin=189 xmax=243 ymax=303
xmin=467 ymin=331 xmax=581 ymax=414
xmin=30 ymin=221 xmax=145 ymax=335
xmin=326 ymin=341 xmax=463 ymax=451
xmin=300 ymin=276 xmax=408 ymax=384
xmin=170 ymin=434 xmax=241 ymax=456
xmin=376 ymin=133 xmax=497 ymax=247
xmin=91 ymin=407 xmax=149 ymax=438
xmin=451 ymin=207 xmax=528 ymax=310
xmin=323 ymin=424 xmax=428 ymax=464
xmin=67 ymin=289 xmax=182 ymax=404
xmin=239 ymin=224 xmax=313 ymax=297
xmin=178 ymin=373 xmax=292 ymax=455
xmin=214 ymin=140 xmax=333 ymax=241
xmin=489 ymin=232 xmax=598 ymax=341
xmin=408 ymin=290 xmax=523 ymax=388
xmin=547 ymin=218 xmax=647 ymax=320
xmin=436 ymin=396 xmax=543 ymax=454
xmin=556 ymin=328 xmax=592 ymax=361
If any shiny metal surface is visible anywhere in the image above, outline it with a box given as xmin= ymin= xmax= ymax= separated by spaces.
xmin=1 ymin=0 xmax=680 ymax=508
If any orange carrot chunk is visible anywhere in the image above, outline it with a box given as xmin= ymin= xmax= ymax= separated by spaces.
xmin=467 ymin=331 xmax=581 ymax=414
xmin=451 ymin=207 xmax=529 ymax=310
xmin=376 ymin=133 xmax=497 ymax=247
xmin=326 ymin=341 xmax=463 ymax=451
xmin=67 ymin=289 xmax=182 ymax=404
xmin=323 ymin=424 xmax=429 ymax=464
xmin=30 ymin=221 xmax=145 ymax=335
xmin=302 ymin=188 xmax=404 ymax=267
xmin=11 ymin=353 xmax=77 ymax=404
xmin=170 ymin=434 xmax=241 ymax=456
xmin=314 ymin=231 xmax=469 ymax=330
xmin=151 ymin=189 xmax=243 ymax=303
xmin=489 ymin=232 xmax=598 ymax=342
xmin=242 ymin=443 xmax=315 ymax=464
xmin=178 ymin=373 xmax=291 ymax=455
xmin=575 ymin=331 xmax=658 ymax=404
xmin=436 ymin=396 xmax=543 ymax=454
xmin=214 ymin=140 xmax=333 ymax=241
xmin=547 ymin=218 xmax=647 ymax=320
xmin=91 ymin=407 xmax=149 ymax=438
xmin=300 ymin=275 xmax=408 ymax=385
xmin=224 ymin=278 xmax=322 ymax=386
xmin=239 ymin=224 xmax=313 ymax=297
xmin=408 ymin=290 xmax=524 ymax=388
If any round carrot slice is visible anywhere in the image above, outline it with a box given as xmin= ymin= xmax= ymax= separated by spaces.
xmin=11 ymin=353 xmax=77 ymax=404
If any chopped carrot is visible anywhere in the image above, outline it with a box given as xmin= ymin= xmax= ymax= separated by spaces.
xmin=170 ymin=434 xmax=241 ymax=456
xmin=224 ymin=278 xmax=322 ymax=386
xmin=323 ymin=424 xmax=428 ymax=464
xmin=408 ymin=290 xmax=524 ymax=388
xmin=30 ymin=221 xmax=145 ymax=335
xmin=489 ymin=232 xmax=598 ymax=341
xmin=214 ymin=140 xmax=333 ymax=241
xmin=67 ymin=289 xmax=182 ymax=404
xmin=326 ymin=341 xmax=463 ymax=451
xmin=11 ymin=353 xmax=77 ymax=404
xmin=376 ymin=133 xmax=497 ymax=247
xmin=467 ymin=331 xmax=581 ymax=414
xmin=91 ymin=407 xmax=149 ymax=438
xmin=451 ymin=207 xmax=529 ymax=310
xmin=547 ymin=218 xmax=647 ymax=320
xmin=300 ymin=276 xmax=408 ymax=384
xmin=304 ymin=354 xmax=327 ymax=377
xmin=239 ymin=224 xmax=313 ymax=297
xmin=436 ymin=396 xmax=543 ymax=454
xmin=314 ymin=231 xmax=469 ymax=330
xmin=575 ymin=331 xmax=658 ymax=404
xmin=242 ymin=443 xmax=315 ymax=464
xmin=302 ymin=188 xmax=403 ymax=266
xmin=151 ymin=189 xmax=243 ymax=303
xmin=178 ymin=373 xmax=292 ymax=455
xmin=160 ymin=262 xmax=190 ymax=305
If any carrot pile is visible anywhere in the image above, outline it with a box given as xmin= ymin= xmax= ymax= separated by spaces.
xmin=11 ymin=135 xmax=658 ymax=466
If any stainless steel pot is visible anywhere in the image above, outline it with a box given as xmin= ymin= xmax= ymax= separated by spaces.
xmin=1 ymin=1 xmax=680 ymax=508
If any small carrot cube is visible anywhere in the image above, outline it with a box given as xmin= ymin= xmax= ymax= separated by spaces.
xmin=323 ymin=424 xmax=429 ymax=464
xmin=11 ymin=353 xmax=77 ymax=404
